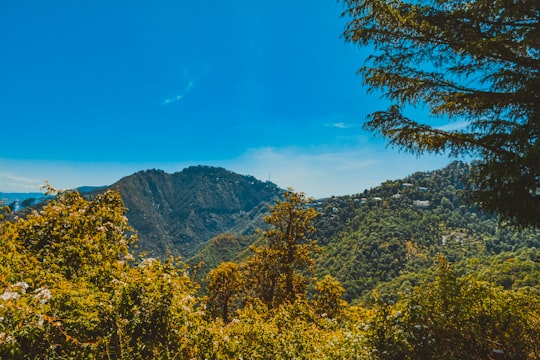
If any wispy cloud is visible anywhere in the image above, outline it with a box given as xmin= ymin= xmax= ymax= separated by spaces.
xmin=162 ymin=94 xmax=185 ymax=105
xmin=0 ymin=173 xmax=43 ymax=192
xmin=0 ymin=146 xmax=452 ymax=199
xmin=326 ymin=122 xmax=353 ymax=129
xmin=218 ymin=146 xmax=451 ymax=198
xmin=0 ymin=160 xmax=139 ymax=193
xmin=162 ymin=81 xmax=194 ymax=105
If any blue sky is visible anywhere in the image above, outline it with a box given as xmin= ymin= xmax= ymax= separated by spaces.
xmin=1 ymin=0 xmax=452 ymax=198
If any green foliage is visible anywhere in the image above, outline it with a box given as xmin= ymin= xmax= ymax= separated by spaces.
xmin=16 ymin=187 xmax=134 ymax=284
xmin=205 ymin=261 xmax=244 ymax=323
xmin=1 ymin=184 xmax=539 ymax=359
xmin=0 ymin=187 xmax=201 ymax=359
xmin=313 ymin=275 xmax=347 ymax=320
xmin=187 ymin=233 xmax=256 ymax=281
xmin=314 ymin=161 xmax=540 ymax=301
xmin=242 ymin=245 xmax=288 ymax=309
xmin=342 ymin=0 xmax=540 ymax=227
xmin=198 ymin=300 xmax=372 ymax=359
xmin=244 ymin=189 xmax=320 ymax=307
xmin=457 ymin=248 xmax=540 ymax=291
xmin=366 ymin=256 xmax=540 ymax=359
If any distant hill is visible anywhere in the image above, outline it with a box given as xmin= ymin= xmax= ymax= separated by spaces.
xmin=1 ymin=186 xmax=104 ymax=213
xmin=187 ymin=233 xmax=258 ymax=282
xmin=1 ymin=192 xmax=44 ymax=204
xmin=76 ymin=186 xmax=107 ymax=193
xmin=0 ymin=192 xmax=44 ymax=203
xmin=1 ymin=192 xmax=47 ymax=212
xmin=175 ymin=161 xmax=538 ymax=303
xmin=103 ymin=166 xmax=282 ymax=258
xmin=311 ymin=161 xmax=540 ymax=301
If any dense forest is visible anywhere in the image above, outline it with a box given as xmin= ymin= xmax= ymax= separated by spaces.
xmin=312 ymin=161 xmax=540 ymax=302
xmin=1 ymin=166 xmax=539 ymax=359
xmin=191 ymin=162 xmax=540 ymax=303
xmin=105 ymin=166 xmax=282 ymax=259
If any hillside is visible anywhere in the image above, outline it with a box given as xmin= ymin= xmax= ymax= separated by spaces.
xmin=157 ymin=161 xmax=540 ymax=303
xmin=5 ymin=161 xmax=539 ymax=304
xmin=312 ymin=161 xmax=540 ymax=301
xmin=4 ymin=182 xmax=538 ymax=359
xmin=105 ymin=166 xmax=282 ymax=258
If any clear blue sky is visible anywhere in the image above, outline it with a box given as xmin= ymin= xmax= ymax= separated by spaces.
xmin=1 ymin=0 xmax=451 ymax=198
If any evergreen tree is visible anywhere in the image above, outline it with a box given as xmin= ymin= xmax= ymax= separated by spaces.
xmin=342 ymin=0 xmax=540 ymax=227
xmin=244 ymin=189 xmax=320 ymax=308
xmin=262 ymin=190 xmax=320 ymax=303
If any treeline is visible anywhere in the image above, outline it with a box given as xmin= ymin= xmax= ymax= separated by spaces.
xmin=0 ymin=187 xmax=539 ymax=359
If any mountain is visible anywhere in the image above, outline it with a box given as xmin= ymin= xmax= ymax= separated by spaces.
xmin=104 ymin=166 xmax=282 ymax=258
xmin=168 ymin=161 xmax=537 ymax=303
xmin=311 ymin=161 xmax=540 ymax=301
xmin=1 ymin=192 xmax=48 ymax=212
xmin=6 ymin=162 xmax=538 ymax=304
xmin=98 ymin=161 xmax=538 ymax=301
xmin=1 ymin=186 xmax=105 ymax=213
xmin=76 ymin=186 xmax=107 ymax=193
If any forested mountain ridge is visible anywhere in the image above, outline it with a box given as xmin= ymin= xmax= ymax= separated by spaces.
xmin=4 ymin=161 xmax=539 ymax=302
xmin=2 ymin=161 xmax=539 ymax=359
xmin=312 ymin=161 xmax=540 ymax=301
xmin=102 ymin=166 xmax=282 ymax=258
xmin=185 ymin=161 xmax=540 ymax=303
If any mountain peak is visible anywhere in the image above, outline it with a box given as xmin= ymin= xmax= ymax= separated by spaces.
xmin=109 ymin=166 xmax=282 ymax=258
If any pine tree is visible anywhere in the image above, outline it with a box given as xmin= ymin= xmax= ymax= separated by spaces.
xmin=342 ymin=0 xmax=540 ymax=227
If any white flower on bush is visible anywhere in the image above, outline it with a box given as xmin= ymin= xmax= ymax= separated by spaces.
xmin=139 ymin=258 xmax=157 ymax=267
xmin=34 ymin=287 xmax=52 ymax=304
xmin=37 ymin=316 xmax=45 ymax=329
xmin=0 ymin=281 xmax=32 ymax=301
xmin=13 ymin=282 xmax=29 ymax=293
xmin=0 ymin=290 xmax=20 ymax=301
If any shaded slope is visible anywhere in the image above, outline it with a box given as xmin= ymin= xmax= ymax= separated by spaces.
xmin=108 ymin=166 xmax=281 ymax=258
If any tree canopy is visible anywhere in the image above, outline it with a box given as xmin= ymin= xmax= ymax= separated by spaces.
xmin=341 ymin=0 xmax=540 ymax=227
xmin=1 ymin=187 xmax=539 ymax=358
xmin=240 ymin=189 xmax=320 ymax=309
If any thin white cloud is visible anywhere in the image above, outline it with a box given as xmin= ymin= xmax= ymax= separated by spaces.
xmin=0 ymin=145 xmax=452 ymax=199
xmin=218 ymin=146 xmax=451 ymax=198
xmin=325 ymin=122 xmax=353 ymax=129
xmin=162 ymin=95 xmax=184 ymax=105
xmin=0 ymin=173 xmax=43 ymax=192
xmin=162 ymin=80 xmax=194 ymax=105
xmin=0 ymin=160 xmax=136 ymax=193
